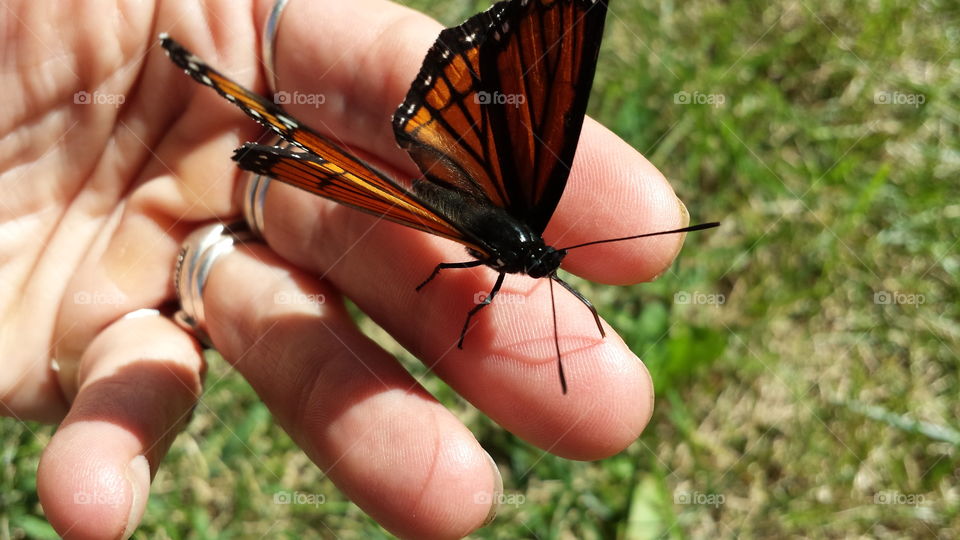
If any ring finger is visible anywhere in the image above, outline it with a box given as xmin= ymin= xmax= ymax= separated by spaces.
xmin=203 ymin=242 xmax=500 ymax=539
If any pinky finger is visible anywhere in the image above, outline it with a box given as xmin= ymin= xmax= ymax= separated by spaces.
xmin=37 ymin=313 xmax=203 ymax=539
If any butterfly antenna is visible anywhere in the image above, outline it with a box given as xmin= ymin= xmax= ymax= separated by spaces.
xmin=549 ymin=277 xmax=568 ymax=394
xmin=559 ymin=222 xmax=720 ymax=251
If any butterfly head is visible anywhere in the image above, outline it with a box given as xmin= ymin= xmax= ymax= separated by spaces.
xmin=522 ymin=243 xmax=567 ymax=279
xmin=473 ymin=237 xmax=565 ymax=278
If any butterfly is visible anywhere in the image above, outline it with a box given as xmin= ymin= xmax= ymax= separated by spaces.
xmin=160 ymin=0 xmax=718 ymax=393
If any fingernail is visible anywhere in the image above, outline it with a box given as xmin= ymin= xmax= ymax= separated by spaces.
xmin=650 ymin=198 xmax=692 ymax=281
xmin=670 ymin=197 xmax=692 ymax=259
xmin=639 ymin=357 xmax=656 ymax=429
xmin=123 ymin=455 xmax=150 ymax=539
xmin=481 ymin=452 xmax=503 ymax=527
xmin=677 ymin=197 xmax=691 ymax=229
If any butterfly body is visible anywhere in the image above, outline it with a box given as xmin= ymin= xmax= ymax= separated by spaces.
xmin=467 ymin=239 xmax=565 ymax=279
xmin=414 ymin=180 xmax=565 ymax=277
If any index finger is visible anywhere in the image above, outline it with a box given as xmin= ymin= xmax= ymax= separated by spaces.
xmin=267 ymin=0 xmax=690 ymax=285
xmin=244 ymin=0 xmax=670 ymax=458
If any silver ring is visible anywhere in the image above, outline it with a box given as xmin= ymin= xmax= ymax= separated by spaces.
xmin=242 ymin=134 xmax=289 ymax=237
xmin=243 ymin=171 xmax=271 ymax=238
xmin=120 ymin=308 xmax=163 ymax=321
xmin=250 ymin=0 xmax=289 ymax=237
xmin=262 ymin=0 xmax=289 ymax=96
xmin=174 ymin=222 xmax=257 ymax=346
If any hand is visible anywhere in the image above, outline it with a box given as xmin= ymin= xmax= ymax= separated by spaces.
xmin=1 ymin=0 xmax=688 ymax=537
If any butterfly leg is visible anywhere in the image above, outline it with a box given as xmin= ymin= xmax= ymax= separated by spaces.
xmin=548 ymin=278 xmax=568 ymax=394
xmin=416 ymin=260 xmax=485 ymax=291
xmin=457 ymin=271 xmax=506 ymax=348
xmin=552 ymin=276 xmax=605 ymax=338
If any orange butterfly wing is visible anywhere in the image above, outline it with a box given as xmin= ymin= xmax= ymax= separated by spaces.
xmin=160 ymin=35 xmax=482 ymax=250
xmin=233 ymin=144 xmax=480 ymax=247
xmin=392 ymin=0 xmax=609 ymax=233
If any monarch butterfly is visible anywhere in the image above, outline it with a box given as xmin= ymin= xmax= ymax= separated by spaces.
xmin=160 ymin=0 xmax=718 ymax=392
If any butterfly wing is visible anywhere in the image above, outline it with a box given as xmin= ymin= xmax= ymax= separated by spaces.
xmin=160 ymin=35 xmax=484 ymax=250
xmin=162 ymin=35 xmax=328 ymax=156
xmin=233 ymin=144 xmax=483 ymax=248
xmin=392 ymin=0 xmax=609 ymax=234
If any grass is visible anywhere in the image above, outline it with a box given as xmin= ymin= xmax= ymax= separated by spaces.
xmin=3 ymin=0 xmax=959 ymax=538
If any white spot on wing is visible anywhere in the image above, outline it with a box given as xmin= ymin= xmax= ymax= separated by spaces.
xmin=277 ymin=114 xmax=298 ymax=129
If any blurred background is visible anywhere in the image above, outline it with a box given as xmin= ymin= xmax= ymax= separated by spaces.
xmin=3 ymin=0 xmax=957 ymax=537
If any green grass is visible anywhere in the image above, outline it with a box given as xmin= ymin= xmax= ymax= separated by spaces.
xmin=4 ymin=0 xmax=959 ymax=538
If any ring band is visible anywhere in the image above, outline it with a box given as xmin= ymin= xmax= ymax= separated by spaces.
xmin=120 ymin=308 xmax=162 ymax=321
xmin=251 ymin=0 xmax=290 ymax=237
xmin=242 ymin=134 xmax=288 ymax=237
xmin=174 ymin=222 xmax=257 ymax=346
xmin=262 ymin=0 xmax=289 ymax=96
xmin=243 ymin=170 xmax=271 ymax=238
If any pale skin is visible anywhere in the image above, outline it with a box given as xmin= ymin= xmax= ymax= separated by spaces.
xmin=1 ymin=0 xmax=691 ymax=538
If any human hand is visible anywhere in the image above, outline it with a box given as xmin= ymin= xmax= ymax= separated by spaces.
xmin=1 ymin=0 xmax=688 ymax=537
